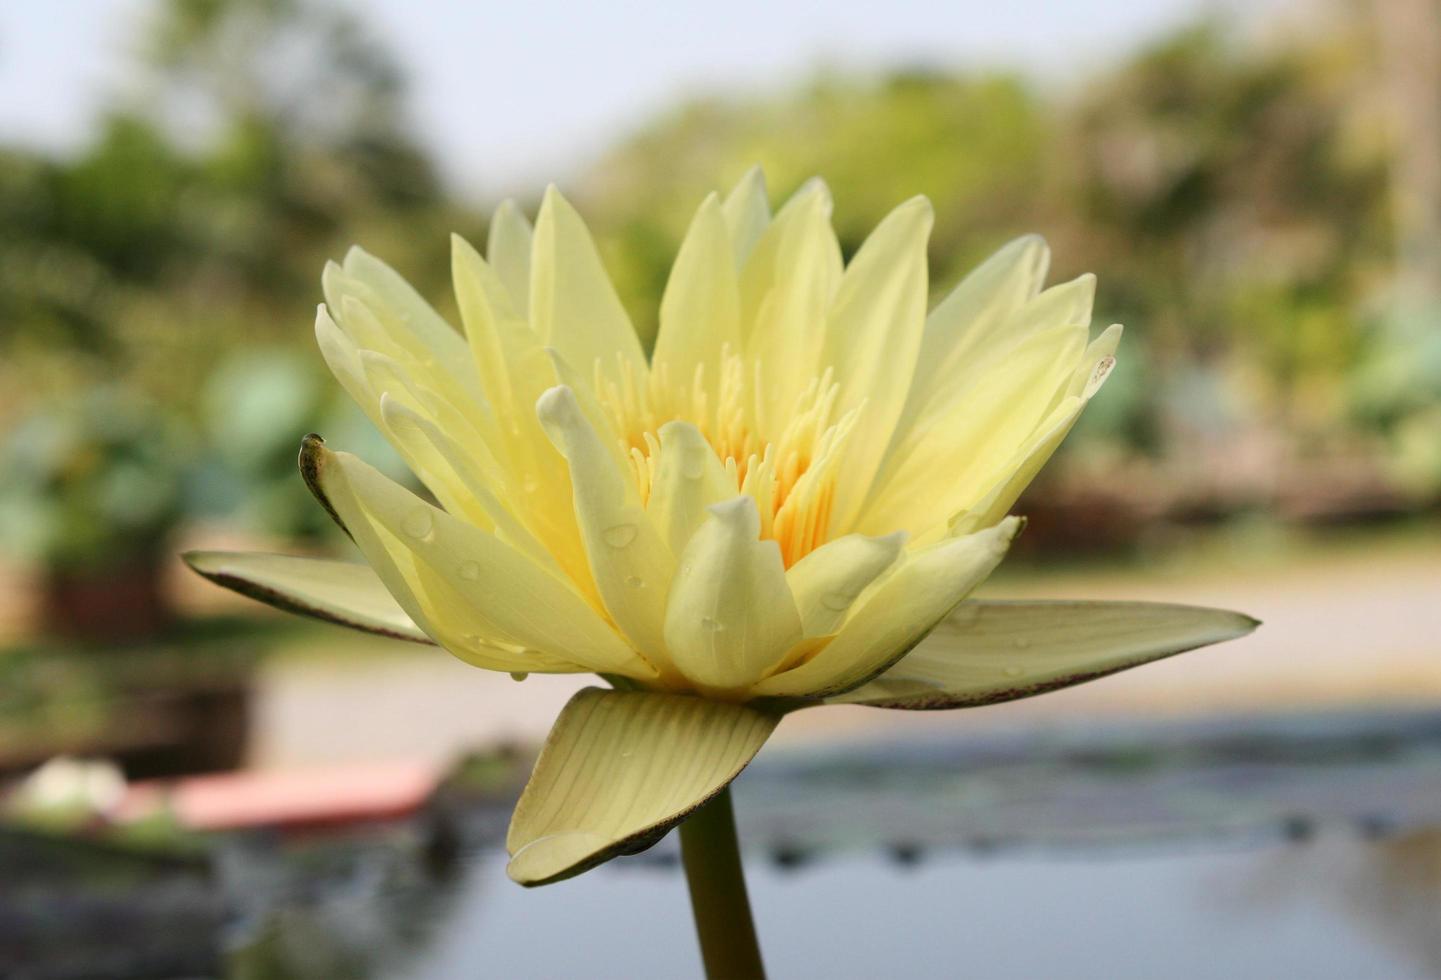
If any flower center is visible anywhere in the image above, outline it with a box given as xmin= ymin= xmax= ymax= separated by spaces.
xmin=595 ymin=349 xmax=859 ymax=567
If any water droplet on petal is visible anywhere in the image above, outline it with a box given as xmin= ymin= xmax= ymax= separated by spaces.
xmin=457 ymin=560 xmax=482 ymax=581
xmin=602 ymin=523 xmax=638 ymax=548
xmin=510 ymin=671 xmax=529 ymax=682
xmin=821 ymin=592 xmax=854 ymax=612
xmin=624 ymin=575 xmax=646 ymax=589
xmin=701 ymin=617 xmax=725 ymax=633
xmin=402 ymin=508 xmax=434 ymax=539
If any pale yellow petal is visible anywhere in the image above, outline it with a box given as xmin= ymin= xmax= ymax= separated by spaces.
xmin=314 ymin=304 xmax=378 ymax=423
xmin=356 ymin=347 xmax=508 ymax=501
xmin=829 ymin=600 xmax=1259 ymax=708
xmin=326 ymin=247 xmax=479 ymax=401
xmin=1067 ymin=323 xmax=1123 ymax=397
xmin=881 ymin=271 xmax=1094 ymax=482
xmin=487 ymin=198 xmax=533 ymax=315
xmin=653 ymin=193 xmax=741 ymax=386
xmin=507 ymin=688 xmax=778 ymax=885
xmin=182 ymin=551 xmax=431 ymax=644
xmin=900 ymin=234 xmax=1050 ymax=430
xmin=784 ymin=531 xmax=906 ymax=638
xmin=452 ymin=235 xmax=598 ymax=591
xmin=379 ymin=394 xmax=557 ymax=570
xmin=750 ymin=517 xmax=1021 ymax=699
xmin=742 ymin=182 xmax=844 ymax=426
xmin=720 ymin=165 xmax=769 ymax=267
xmin=304 ymin=436 xmax=649 ymax=677
xmin=319 ymin=306 xmax=496 ymax=527
xmin=948 ymin=396 xmax=1084 ymax=536
xmin=663 ymin=497 xmax=803 ymax=692
xmin=536 ymin=386 xmax=676 ymax=671
xmin=950 ymin=334 xmax=1123 ymax=536
xmin=646 ymin=421 xmax=734 ymax=555
xmin=860 ymin=323 xmax=1087 ymax=539
xmin=823 ymin=196 xmax=933 ymax=527
xmin=529 ymin=185 xmax=646 ymax=390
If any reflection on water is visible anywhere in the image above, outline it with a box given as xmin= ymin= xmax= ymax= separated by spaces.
xmin=1234 ymin=829 xmax=1441 ymax=979
xmin=4 ymin=708 xmax=1439 ymax=979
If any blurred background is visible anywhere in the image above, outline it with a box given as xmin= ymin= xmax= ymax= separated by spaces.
xmin=1 ymin=0 xmax=1438 ymax=977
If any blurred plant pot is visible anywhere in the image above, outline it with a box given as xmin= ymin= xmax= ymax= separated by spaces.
xmin=0 ymin=622 xmax=262 ymax=780
xmin=116 ymin=679 xmax=253 ymax=779
xmin=40 ymin=553 xmax=172 ymax=645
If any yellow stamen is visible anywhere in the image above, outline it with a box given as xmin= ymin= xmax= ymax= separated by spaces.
xmin=597 ymin=348 xmax=858 ymax=566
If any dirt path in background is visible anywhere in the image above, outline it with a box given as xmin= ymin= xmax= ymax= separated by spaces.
xmin=248 ymin=539 xmax=1441 ymax=769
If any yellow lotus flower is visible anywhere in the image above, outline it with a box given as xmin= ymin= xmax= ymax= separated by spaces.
xmin=186 ymin=169 xmax=1257 ymax=888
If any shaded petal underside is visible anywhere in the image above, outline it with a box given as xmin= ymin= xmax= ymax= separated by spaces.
xmin=506 ymin=687 xmax=778 ymax=885
xmin=830 ymin=599 xmax=1260 ymax=709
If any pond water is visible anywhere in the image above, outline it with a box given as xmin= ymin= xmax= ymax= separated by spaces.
xmin=226 ymin=708 xmax=1441 ymax=980
xmin=401 ymin=839 xmax=1439 ymax=979
xmin=7 ymin=707 xmax=1440 ymax=979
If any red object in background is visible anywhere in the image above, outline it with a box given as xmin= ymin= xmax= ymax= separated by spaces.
xmin=118 ymin=761 xmax=442 ymax=832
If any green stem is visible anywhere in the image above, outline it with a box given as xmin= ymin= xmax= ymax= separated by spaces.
xmin=679 ymin=786 xmax=767 ymax=979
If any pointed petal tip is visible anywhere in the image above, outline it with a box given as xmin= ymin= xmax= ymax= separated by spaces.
xmin=506 ymin=831 xmax=614 ymax=887
xmin=297 ymin=433 xmax=350 ymax=537
xmin=999 ymin=514 xmax=1025 ymax=542
xmin=534 ymin=383 xmax=577 ymax=423
xmin=901 ymin=194 xmax=935 ymax=217
xmin=1231 ymin=611 xmax=1263 ymax=634
xmin=1083 ymin=355 xmax=1119 ymax=399
xmin=179 ymin=549 xmax=217 ymax=576
xmin=342 ymin=244 xmax=374 ymax=271
xmin=705 ymin=494 xmax=761 ymax=529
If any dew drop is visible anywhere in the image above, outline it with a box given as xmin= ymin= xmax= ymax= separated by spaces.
xmin=402 ymin=508 xmax=434 ymax=539
xmin=701 ymin=617 xmax=725 ymax=633
xmin=602 ymin=523 xmax=638 ymax=548
xmin=1004 ymin=666 xmax=1026 ymax=678
xmin=457 ymin=560 xmax=482 ymax=581
xmin=821 ymin=592 xmax=854 ymax=612
xmin=510 ymin=671 xmax=529 ymax=682
xmin=625 ymin=575 xmax=646 ymax=589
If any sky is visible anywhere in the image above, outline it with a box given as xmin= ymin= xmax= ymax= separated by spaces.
xmin=0 ymin=0 xmax=1283 ymax=200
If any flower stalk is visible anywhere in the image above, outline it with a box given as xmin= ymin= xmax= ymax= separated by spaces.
xmin=680 ymin=787 xmax=766 ymax=979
